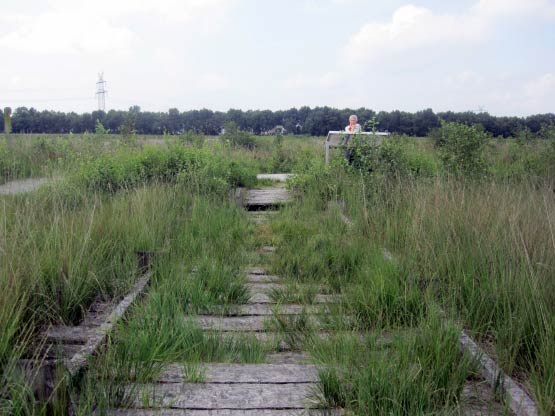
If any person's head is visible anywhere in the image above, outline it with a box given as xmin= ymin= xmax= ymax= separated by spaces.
xmin=349 ymin=115 xmax=358 ymax=126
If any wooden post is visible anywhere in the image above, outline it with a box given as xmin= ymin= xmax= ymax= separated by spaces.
xmin=4 ymin=106 xmax=12 ymax=135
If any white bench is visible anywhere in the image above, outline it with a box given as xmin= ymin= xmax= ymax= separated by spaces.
xmin=325 ymin=131 xmax=385 ymax=165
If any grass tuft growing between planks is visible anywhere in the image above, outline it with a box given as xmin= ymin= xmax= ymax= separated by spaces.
xmin=311 ymin=315 xmax=472 ymax=415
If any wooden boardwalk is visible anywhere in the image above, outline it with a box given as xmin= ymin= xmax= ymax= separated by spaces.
xmin=256 ymin=173 xmax=294 ymax=182
xmin=105 ymin=181 xmax=510 ymax=415
xmin=245 ymin=187 xmax=291 ymax=210
xmin=111 ymin=268 xmax=336 ymax=414
xmin=110 ymin=185 xmax=338 ymax=414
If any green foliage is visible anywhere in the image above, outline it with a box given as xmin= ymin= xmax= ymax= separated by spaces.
xmin=222 ymin=121 xmax=256 ymax=150
xmin=73 ymin=144 xmax=256 ymax=193
xmin=94 ymin=119 xmax=109 ymax=135
xmin=119 ymin=114 xmax=136 ymax=140
xmin=436 ymin=121 xmax=489 ymax=177
xmin=314 ymin=318 xmax=472 ymax=414
xmin=347 ymin=135 xmax=439 ymax=178
xmin=180 ymin=130 xmax=205 ymax=148
xmin=346 ymin=263 xmax=428 ymax=329
xmin=363 ymin=115 xmax=378 ymax=133
xmin=538 ymin=123 xmax=555 ymax=141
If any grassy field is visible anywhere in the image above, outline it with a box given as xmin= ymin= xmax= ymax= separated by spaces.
xmin=1 ymin=125 xmax=554 ymax=414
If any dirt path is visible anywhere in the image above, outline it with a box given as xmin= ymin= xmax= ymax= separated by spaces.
xmin=0 ymin=177 xmax=52 ymax=195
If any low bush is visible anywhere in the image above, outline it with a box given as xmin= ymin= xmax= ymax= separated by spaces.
xmin=73 ymin=144 xmax=256 ymax=193
xmin=435 ymin=121 xmax=489 ymax=177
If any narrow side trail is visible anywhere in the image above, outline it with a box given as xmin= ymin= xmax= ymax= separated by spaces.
xmin=0 ymin=177 xmax=52 ymax=195
xmin=112 ymin=178 xmax=339 ymax=415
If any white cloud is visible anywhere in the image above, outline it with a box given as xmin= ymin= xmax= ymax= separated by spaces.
xmin=525 ymin=73 xmax=555 ymax=99
xmin=197 ymin=73 xmax=230 ymax=91
xmin=0 ymin=0 xmax=236 ymax=55
xmin=344 ymin=5 xmax=487 ymax=63
xmin=284 ymin=72 xmax=341 ymax=89
xmin=474 ymin=0 xmax=555 ymax=18
xmin=446 ymin=71 xmax=486 ymax=88
xmin=48 ymin=0 xmax=236 ymax=23
xmin=0 ymin=11 xmax=135 ymax=55
xmin=344 ymin=0 xmax=555 ymax=64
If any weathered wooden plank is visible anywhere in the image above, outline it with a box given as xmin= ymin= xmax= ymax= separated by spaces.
xmin=230 ymin=187 xmax=246 ymax=207
xmin=266 ymin=352 xmax=311 ymax=365
xmin=246 ymin=188 xmax=290 ymax=206
xmin=45 ymin=326 xmax=97 ymax=344
xmin=248 ymin=212 xmax=278 ymax=224
xmin=199 ymin=304 xmax=327 ymax=316
xmin=247 ymin=283 xmax=284 ymax=293
xmin=218 ymin=332 xmax=275 ymax=343
xmin=246 ymin=274 xmax=280 ymax=283
xmin=459 ymin=330 xmax=538 ymax=416
xmin=196 ymin=316 xmax=268 ymax=332
xmin=153 ymin=364 xmax=319 ymax=384
xmin=66 ymin=274 xmax=151 ymax=376
xmin=256 ymin=174 xmax=295 ymax=182
xmin=40 ymin=343 xmax=84 ymax=359
xmin=247 ymin=293 xmax=339 ymax=305
xmin=196 ymin=315 xmax=325 ymax=332
xmin=124 ymin=382 xmax=318 ymax=409
xmin=247 ymin=293 xmax=272 ymax=304
xmin=259 ymin=246 xmax=276 ymax=253
xmin=109 ymin=409 xmax=338 ymax=415
xmin=245 ymin=267 xmax=267 ymax=275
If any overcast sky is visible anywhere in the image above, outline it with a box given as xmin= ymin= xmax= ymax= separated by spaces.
xmin=0 ymin=0 xmax=554 ymax=116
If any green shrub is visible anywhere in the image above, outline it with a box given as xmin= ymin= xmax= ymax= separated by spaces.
xmin=222 ymin=121 xmax=256 ymax=150
xmin=436 ymin=121 xmax=489 ymax=177
xmin=348 ymin=135 xmax=437 ymax=178
xmin=73 ymin=144 xmax=256 ymax=193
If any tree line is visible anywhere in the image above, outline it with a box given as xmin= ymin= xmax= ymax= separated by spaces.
xmin=1 ymin=105 xmax=554 ymax=138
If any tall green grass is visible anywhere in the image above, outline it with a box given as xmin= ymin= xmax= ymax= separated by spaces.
xmin=281 ymin=160 xmax=554 ymax=413
xmin=74 ymin=194 xmax=262 ymax=413
xmin=0 ymin=139 xmax=266 ymax=413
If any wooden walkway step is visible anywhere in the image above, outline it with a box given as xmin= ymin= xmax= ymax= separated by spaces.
xmin=195 ymin=315 xmax=324 ymax=332
xmin=245 ymin=188 xmax=291 ymax=209
xmin=148 ymin=363 xmax=319 ymax=384
xmin=247 ymin=211 xmax=278 ymax=224
xmin=111 ymin=409 xmax=338 ymax=415
xmin=199 ymin=304 xmax=327 ymax=317
xmin=122 ymin=382 xmax=318 ymax=410
xmin=256 ymin=174 xmax=295 ymax=182
xmin=266 ymin=352 xmax=311 ymax=365
xmin=246 ymin=273 xmax=280 ymax=283
xmin=248 ymin=293 xmax=338 ymax=305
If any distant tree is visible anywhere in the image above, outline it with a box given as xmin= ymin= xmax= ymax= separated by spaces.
xmin=167 ymin=108 xmax=181 ymax=134
xmin=414 ymin=109 xmax=440 ymax=136
xmin=2 ymin=104 xmax=553 ymax=139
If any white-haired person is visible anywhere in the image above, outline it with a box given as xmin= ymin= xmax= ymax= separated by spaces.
xmin=344 ymin=114 xmax=361 ymax=163
xmin=345 ymin=114 xmax=362 ymax=133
